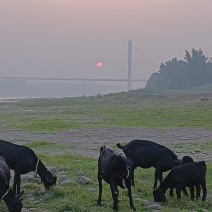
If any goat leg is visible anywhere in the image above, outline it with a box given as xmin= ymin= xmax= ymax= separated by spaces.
xmin=195 ymin=184 xmax=201 ymax=199
xmin=169 ymin=188 xmax=174 ymax=197
xmin=201 ymin=180 xmax=207 ymax=201
xmin=154 ymin=168 xmax=162 ymax=189
xmin=110 ymin=182 xmax=119 ymax=211
xmin=189 ymin=186 xmax=195 ymax=201
xmin=176 ymin=187 xmax=182 ymax=200
xmin=131 ymin=171 xmax=135 ymax=186
xmin=126 ymin=182 xmax=136 ymax=211
xmin=13 ymin=170 xmax=21 ymax=194
xmin=97 ymin=173 xmax=102 ymax=206
xmin=182 ymin=187 xmax=188 ymax=196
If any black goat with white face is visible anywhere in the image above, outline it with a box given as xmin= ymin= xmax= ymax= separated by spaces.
xmin=0 ymin=139 xmax=57 ymax=194
xmin=97 ymin=146 xmax=136 ymax=211
xmin=153 ymin=161 xmax=207 ymax=203
xmin=117 ymin=139 xmax=178 ymax=189
xmin=0 ymin=156 xmax=24 ymax=212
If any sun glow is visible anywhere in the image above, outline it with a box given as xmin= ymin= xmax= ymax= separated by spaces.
xmin=96 ymin=62 xmax=103 ymax=68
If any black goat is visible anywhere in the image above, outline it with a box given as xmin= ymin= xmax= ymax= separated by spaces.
xmin=116 ymin=139 xmax=178 ymax=189
xmin=173 ymin=155 xmax=194 ymax=167
xmin=0 ymin=156 xmax=24 ymax=212
xmin=0 ymin=139 xmax=57 ymax=194
xmin=153 ymin=161 xmax=207 ymax=203
xmin=97 ymin=146 xmax=136 ymax=211
xmin=169 ymin=155 xmax=195 ymax=197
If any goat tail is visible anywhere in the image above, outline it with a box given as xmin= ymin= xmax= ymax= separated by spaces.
xmin=116 ymin=142 xmax=124 ymax=149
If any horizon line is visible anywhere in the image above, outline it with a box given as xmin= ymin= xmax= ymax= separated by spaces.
xmin=0 ymin=77 xmax=147 ymax=82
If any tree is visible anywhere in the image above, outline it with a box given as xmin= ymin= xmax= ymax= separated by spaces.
xmin=146 ymin=49 xmax=212 ymax=90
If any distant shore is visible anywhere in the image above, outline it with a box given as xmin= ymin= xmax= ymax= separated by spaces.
xmin=0 ymin=97 xmax=30 ymax=102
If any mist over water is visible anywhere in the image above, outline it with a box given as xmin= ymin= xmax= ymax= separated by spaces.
xmin=0 ymin=80 xmax=146 ymax=98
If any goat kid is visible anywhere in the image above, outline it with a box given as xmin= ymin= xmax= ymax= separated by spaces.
xmin=97 ymin=146 xmax=136 ymax=211
xmin=0 ymin=139 xmax=57 ymax=194
xmin=169 ymin=155 xmax=197 ymax=198
xmin=0 ymin=156 xmax=24 ymax=212
xmin=117 ymin=139 xmax=178 ymax=189
xmin=153 ymin=161 xmax=207 ymax=203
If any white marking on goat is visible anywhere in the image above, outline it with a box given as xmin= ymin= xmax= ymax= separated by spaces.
xmin=1 ymin=189 xmax=10 ymax=200
xmin=34 ymin=158 xmax=40 ymax=178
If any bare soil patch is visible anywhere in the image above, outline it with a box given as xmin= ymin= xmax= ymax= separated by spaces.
xmin=1 ymin=127 xmax=212 ymax=161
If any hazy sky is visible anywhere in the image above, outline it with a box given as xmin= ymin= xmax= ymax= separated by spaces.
xmin=1 ymin=0 xmax=212 ymax=81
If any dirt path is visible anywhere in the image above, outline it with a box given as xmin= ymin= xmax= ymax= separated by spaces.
xmin=1 ymin=127 xmax=212 ymax=160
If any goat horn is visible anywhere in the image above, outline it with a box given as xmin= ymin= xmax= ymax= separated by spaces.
xmin=122 ymin=179 xmax=127 ymax=189
xmin=126 ymin=166 xmax=130 ymax=179
xmin=50 ymin=167 xmax=56 ymax=175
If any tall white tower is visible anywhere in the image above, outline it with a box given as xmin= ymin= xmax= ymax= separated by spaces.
xmin=128 ymin=40 xmax=132 ymax=90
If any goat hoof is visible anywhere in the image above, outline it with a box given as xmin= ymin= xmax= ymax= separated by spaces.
xmin=113 ymin=206 xmax=118 ymax=211
xmin=131 ymin=206 xmax=136 ymax=211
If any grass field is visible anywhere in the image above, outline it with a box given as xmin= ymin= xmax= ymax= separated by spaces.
xmin=0 ymin=91 xmax=212 ymax=132
xmin=0 ymin=91 xmax=212 ymax=211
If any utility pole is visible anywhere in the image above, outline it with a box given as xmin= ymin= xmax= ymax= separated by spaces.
xmin=128 ymin=40 xmax=132 ymax=90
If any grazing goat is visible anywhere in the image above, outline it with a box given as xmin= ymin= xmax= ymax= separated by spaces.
xmin=0 ymin=156 xmax=24 ymax=212
xmin=169 ymin=155 xmax=195 ymax=197
xmin=153 ymin=161 xmax=207 ymax=203
xmin=0 ymin=139 xmax=57 ymax=194
xmin=97 ymin=146 xmax=136 ymax=211
xmin=116 ymin=139 xmax=178 ymax=189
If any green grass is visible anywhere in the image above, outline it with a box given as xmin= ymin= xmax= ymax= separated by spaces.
xmin=0 ymin=92 xmax=212 ymax=132
xmin=0 ymin=92 xmax=212 ymax=211
xmin=0 ymin=140 xmax=212 ymax=211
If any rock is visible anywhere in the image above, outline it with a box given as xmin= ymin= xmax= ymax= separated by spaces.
xmin=192 ymin=149 xmax=201 ymax=153
xmin=21 ymin=174 xmax=34 ymax=181
xmin=60 ymin=180 xmax=75 ymax=186
xmin=58 ymin=171 xmax=67 ymax=175
xmin=21 ymin=208 xmax=30 ymax=212
xmin=146 ymin=203 xmax=163 ymax=211
xmin=174 ymin=149 xmax=182 ymax=153
xmin=46 ymin=166 xmax=56 ymax=171
xmin=77 ymin=176 xmax=91 ymax=185
xmin=59 ymin=175 xmax=69 ymax=183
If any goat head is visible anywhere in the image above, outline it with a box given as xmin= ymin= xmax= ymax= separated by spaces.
xmin=43 ymin=169 xmax=57 ymax=190
xmin=7 ymin=190 xmax=24 ymax=212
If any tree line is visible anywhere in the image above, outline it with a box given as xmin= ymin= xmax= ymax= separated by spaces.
xmin=146 ymin=48 xmax=212 ymax=89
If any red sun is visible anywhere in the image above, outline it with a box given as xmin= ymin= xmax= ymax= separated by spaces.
xmin=96 ymin=62 xmax=103 ymax=68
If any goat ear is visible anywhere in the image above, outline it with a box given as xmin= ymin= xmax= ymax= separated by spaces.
xmin=100 ymin=146 xmax=106 ymax=154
